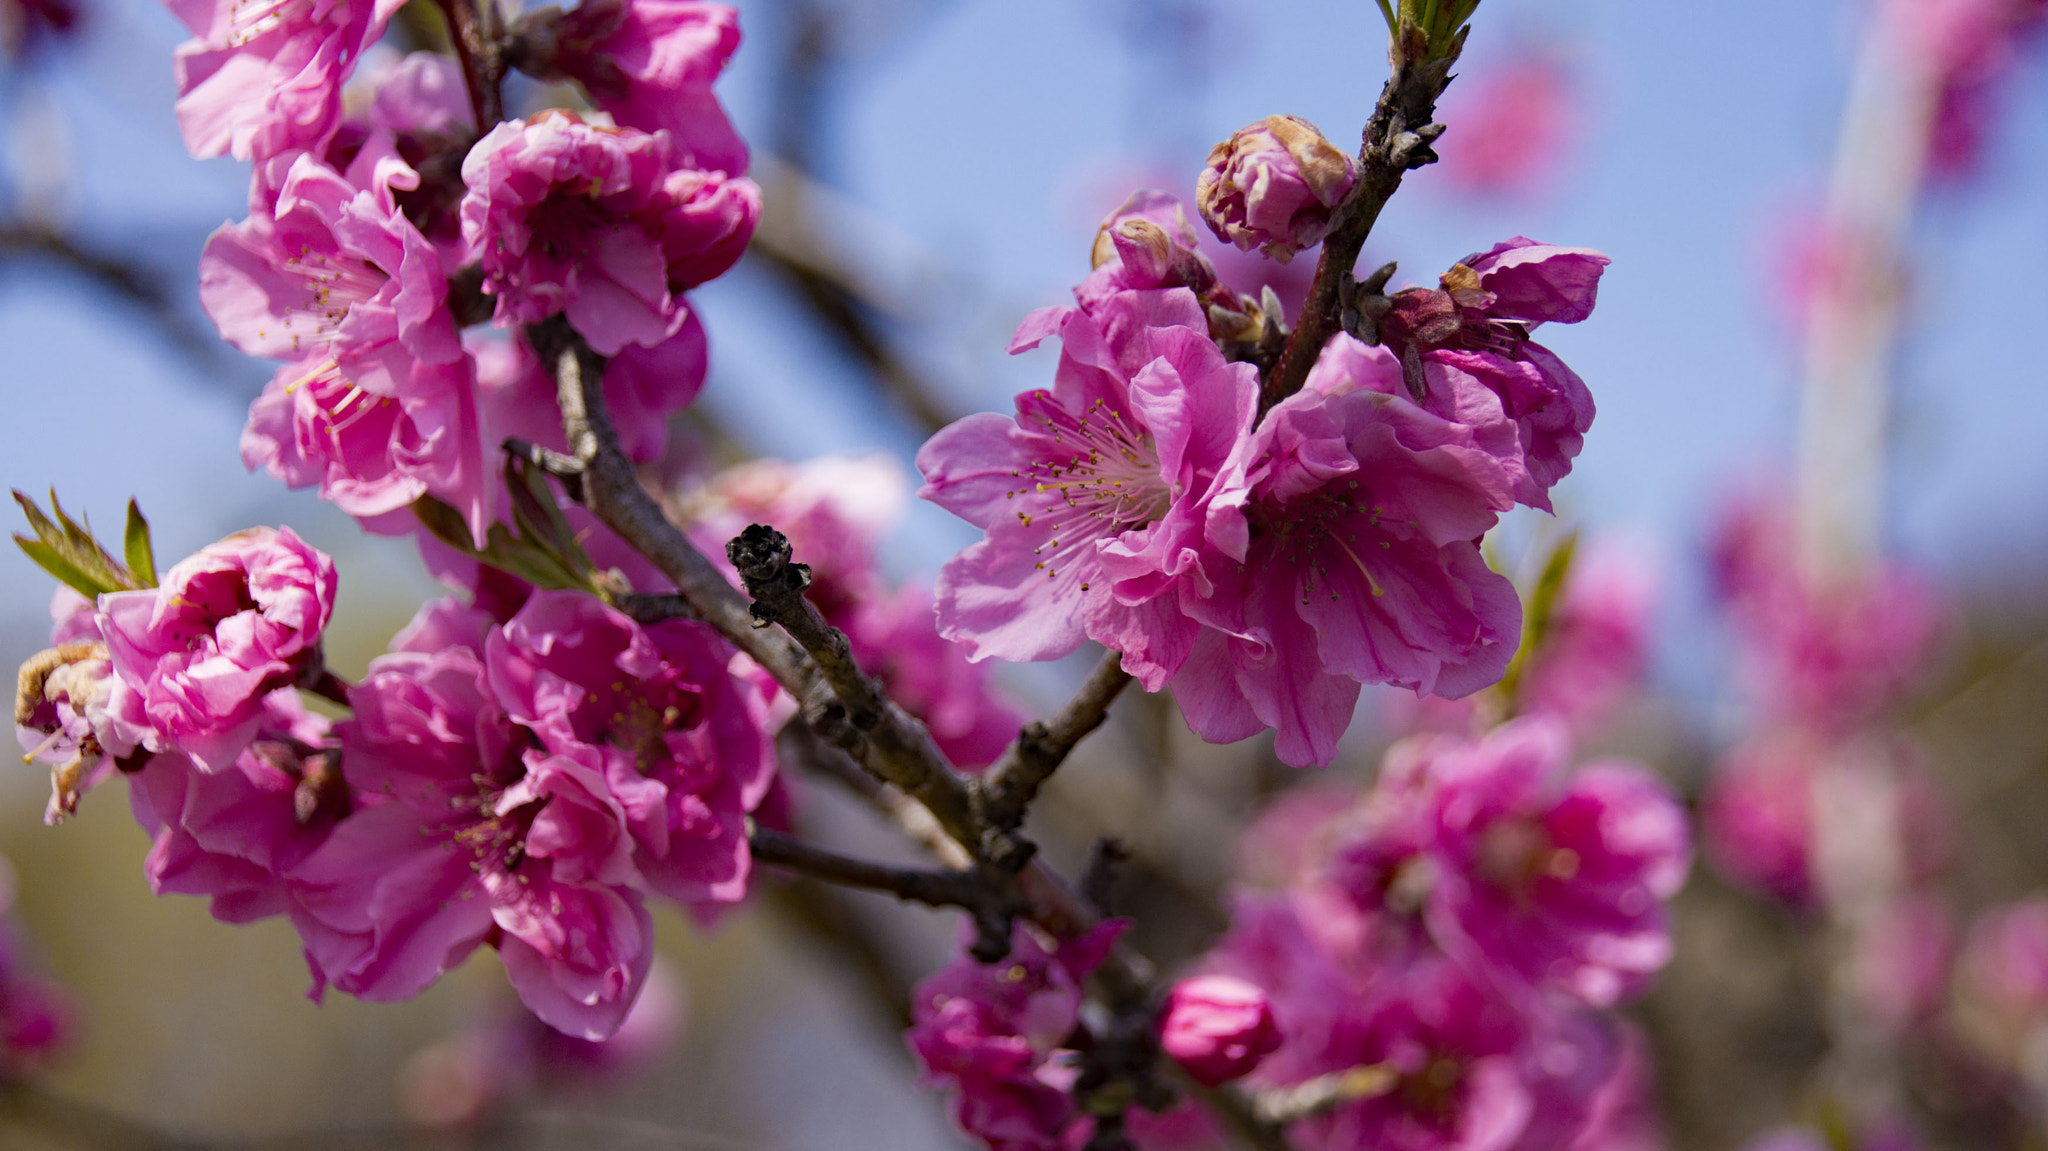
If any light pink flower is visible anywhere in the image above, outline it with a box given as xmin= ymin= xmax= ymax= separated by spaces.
xmin=459 ymin=110 xmax=758 ymax=354
xmin=530 ymin=0 xmax=749 ymax=176
xmin=96 ymin=527 xmax=338 ymax=772
xmin=486 ymin=590 xmax=780 ymax=912
xmin=1197 ymin=115 xmax=1357 ymax=263
xmin=1159 ymin=974 xmax=1281 ymax=1087
xmin=202 ymin=151 xmax=461 ymax=394
xmin=919 ymin=285 xmax=1258 ymax=691
xmin=906 ymin=921 xmax=1124 ymax=1151
xmin=1437 ymin=52 xmax=1574 ymax=199
xmin=1700 ymin=736 xmax=1818 ymax=909
xmin=163 ymin=0 xmax=403 ymax=162
xmin=1853 ymin=895 xmax=1952 ymax=1033
xmin=1176 ymin=376 xmax=1520 ymax=767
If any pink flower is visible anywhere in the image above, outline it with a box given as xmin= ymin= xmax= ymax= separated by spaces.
xmin=1399 ymin=719 xmax=1690 ymax=1007
xmin=1568 ymin=1024 xmax=1666 ymax=1151
xmin=1518 ymin=541 xmax=1655 ymax=738
xmin=1159 ymin=974 xmax=1282 ymax=1086
xmin=163 ymin=0 xmax=403 ymax=161
xmin=16 ymin=597 xmax=152 ymax=822
xmin=907 ymin=921 xmax=1124 ymax=1151
xmin=1853 ymin=895 xmax=1952 ymax=1033
xmin=1176 ymin=375 xmax=1520 ymax=767
xmin=244 ymin=354 xmax=491 ymax=544
xmin=1437 ymin=52 xmax=1574 ymax=199
xmin=525 ymin=0 xmax=749 ymax=176
xmin=1710 ymin=496 xmax=1943 ymax=733
xmin=201 ymin=151 xmax=461 ymax=394
xmin=458 ymin=110 xmax=758 ymax=354
xmin=919 ymin=285 xmax=1258 ymax=691
xmin=1375 ymin=239 xmax=1609 ymax=512
xmin=1197 ymin=115 xmax=1357 ymax=263
xmin=1700 ymin=736 xmax=1817 ymax=909
xmin=485 ymin=590 xmax=780 ymax=913
xmin=96 ymin=527 xmax=338 ymax=772
xmin=295 ymin=601 xmax=653 ymax=1039
xmin=126 ymin=691 xmax=346 ymax=925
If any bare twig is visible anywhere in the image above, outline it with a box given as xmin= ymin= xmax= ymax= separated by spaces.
xmin=782 ymin=724 xmax=973 ymax=869
xmin=432 ymin=0 xmax=503 ymax=130
xmin=1258 ymin=42 xmax=1462 ymax=413
xmin=0 ymin=224 xmax=236 ymax=372
xmin=979 ymin=651 xmax=1133 ymax=832
xmin=749 ymin=824 xmax=1000 ymax=915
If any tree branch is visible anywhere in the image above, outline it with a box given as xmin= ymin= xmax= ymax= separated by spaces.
xmin=432 ymin=0 xmax=504 ymax=130
xmin=979 ymin=650 xmax=1133 ymax=832
xmin=750 ymin=823 xmax=1021 ymax=959
xmin=1257 ymin=44 xmax=1462 ymax=414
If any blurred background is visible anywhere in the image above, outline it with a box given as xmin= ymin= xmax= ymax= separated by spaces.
xmin=0 ymin=0 xmax=2045 ymax=1147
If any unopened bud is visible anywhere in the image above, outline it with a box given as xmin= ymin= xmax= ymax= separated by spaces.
xmin=1197 ymin=115 xmax=1357 ymax=263
xmin=1159 ymin=974 xmax=1281 ymax=1087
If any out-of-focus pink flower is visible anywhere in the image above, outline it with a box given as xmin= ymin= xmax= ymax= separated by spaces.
xmin=1710 ymin=496 xmax=1943 ymax=733
xmin=1956 ymin=898 xmax=2048 ymax=1062
xmin=486 ymin=590 xmax=780 ymax=913
xmin=0 ymin=896 xmax=71 ymax=1075
xmin=96 ymin=527 xmax=337 ymax=772
xmin=0 ymin=0 xmax=80 ymax=59
xmin=1177 ymin=368 xmax=1520 ymax=767
xmin=458 ymin=110 xmax=758 ymax=355
xmin=1701 ymin=736 xmax=1819 ymax=909
xmin=1569 ymin=1023 xmax=1666 ymax=1151
xmin=525 ymin=0 xmax=749 ymax=176
xmin=1854 ymin=894 xmax=1952 ymax=1033
xmin=1520 ymin=541 xmax=1656 ymax=738
xmin=1159 ymin=974 xmax=1281 ymax=1086
xmin=907 ymin=921 xmax=1124 ymax=1151
xmin=163 ymin=0 xmax=404 ymax=162
xmin=1197 ymin=115 xmax=1357 ymax=263
xmin=1885 ymin=0 xmax=2048 ymax=180
xmin=16 ymin=622 xmax=151 ymax=823
xmin=919 ymin=283 xmax=1258 ymax=692
xmin=296 ymin=602 xmax=653 ymax=1039
xmin=201 ymin=152 xmax=461 ymax=394
xmin=1353 ymin=719 xmax=1691 ymax=1007
xmin=1375 ymin=239 xmax=1609 ymax=513
xmin=1437 ymin=52 xmax=1574 ymax=199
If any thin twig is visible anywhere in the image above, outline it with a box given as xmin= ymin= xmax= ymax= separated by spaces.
xmin=979 ymin=650 xmax=1133 ymax=831
xmin=432 ymin=0 xmax=503 ymax=131
xmin=782 ymin=724 xmax=973 ymax=869
xmin=1258 ymin=45 xmax=1461 ymax=414
xmin=749 ymin=824 xmax=993 ymax=912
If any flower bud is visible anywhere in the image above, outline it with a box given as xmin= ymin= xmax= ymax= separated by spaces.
xmin=1197 ymin=115 xmax=1357 ymax=263
xmin=1158 ymin=974 xmax=1281 ymax=1086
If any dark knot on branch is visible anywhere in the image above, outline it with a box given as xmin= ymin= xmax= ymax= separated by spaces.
xmin=728 ymin=524 xmax=814 ymax=628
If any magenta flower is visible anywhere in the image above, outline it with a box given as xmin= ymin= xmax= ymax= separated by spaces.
xmin=243 ymin=354 xmax=491 ymax=544
xmin=1517 ymin=541 xmax=1655 ymax=739
xmin=458 ymin=110 xmax=759 ymax=354
xmin=906 ymin=920 xmax=1124 ymax=1151
xmin=1197 ymin=115 xmax=1357 ymax=263
xmin=486 ymin=590 xmax=781 ymax=912
xmin=535 ymin=0 xmax=749 ymax=176
xmin=163 ymin=0 xmax=402 ymax=162
xmin=96 ymin=527 xmax=338 ymax=772
xmin=1407 ymin=719 xmax=1691 ymax=1008
xmin=295 ymin=600 xmax=653 ymax=1039
xmin=1159 ymin=974 xmax=1282 ymax=1087
xmin=1375 ymin=239 xmax=1609 ymax=512
xmin=1175 ymin=378 xmax=1520 ymax=767
xmin=919 ymin=286 xmax=1258 ymax=690
xmin=1700 ymin=736 xmax=1818 ymax=909
xmin=201 ymin=152 xmax=462 ymax=395
xmin=126 ymin=691 xmax=346 ymax=925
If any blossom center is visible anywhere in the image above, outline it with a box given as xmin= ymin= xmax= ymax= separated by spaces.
xmin=1005 ymin=395 xmax=1172 ymax=582
xmin=1252 ymin=479 xmax=1398 ymax=605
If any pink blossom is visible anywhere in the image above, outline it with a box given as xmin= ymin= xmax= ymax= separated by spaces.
xmin=1518 ymin=541 xmax=1655 ymax=738
xmin=0 ymin=904 xmax=71 ymax=1076
xmin=202 ymin=151 xmax=462 ymax=394
xmin=1886 ymin=0 xmax=2048 ymax=179
xmin=244 ymin=354 xmax=491 ymax=544
xmin=126 ymin=691 xmax=346 ymax=925
xmin=1375 ymin=239 xmax=1609 ymax=512
xmin=1176 ymin=375 xmax=1520 ymax=767
xmin=1853 ymin=895 xmax=1952 ymax=1032
xmin=527 ymin=0 xmax=749 ymax=176
xmin=1437 ymin=52 xmax=1574 ymax=199
xmin=1197 ymin=115 xmax=1357 ymax=263
xmin=458 ymin=110 xmax=758 ymax=354
xmin=1405 ymin=719 xmax=1691 ymax=1007
xmin=163 ymin=0 xmax=403 ymax=162
xmin=485 ymin=590 xmax=780 ymax=912
xmin=1159 ymin=974 xmax=1281 ymax=1086
xmin=1700 ymin=736 xmax=1818 ymax=909
xmin=1958 ymin=899 xmax=2048 ymax=1023
xmin=1569 ymin=1024 xmax=1666 ymax=1151
xmin=1710 ymin=496 xmax=1943 ymax=732
xmin=295 ymin=601 xmax=654 ymax=1038
xmin=16 ymin=599 xmax=152 ymax=822
xmin=907 ymin=921 xmax=1125 ymax=1151
xmin=919 ymin=285 xmax=1258 ymax=691
xmin=96 ymin=527 xmax=337 ymax=772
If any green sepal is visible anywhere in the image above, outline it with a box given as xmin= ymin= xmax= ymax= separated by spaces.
xmin=12 ymin=490 xmax=148 ymax=600
xmin=123 ymin=500 xmax=157 ymax=586
xmin=410 ymin=456 xmax=601 ymax=597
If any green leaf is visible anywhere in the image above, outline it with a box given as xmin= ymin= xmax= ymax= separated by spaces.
xmin=1494 ymin=529 xmax=1579 ymax=709
xmin=123 ymin=500 xmax=157 ymax=586
xmin=12 ymin=490 xmax=143 ymax=598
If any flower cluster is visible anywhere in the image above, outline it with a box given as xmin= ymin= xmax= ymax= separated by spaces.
xmin=1194 ymin=718 xmax=1688 ymax=1148
xmin=919 ymin=181 xmax=1609 ymax=765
